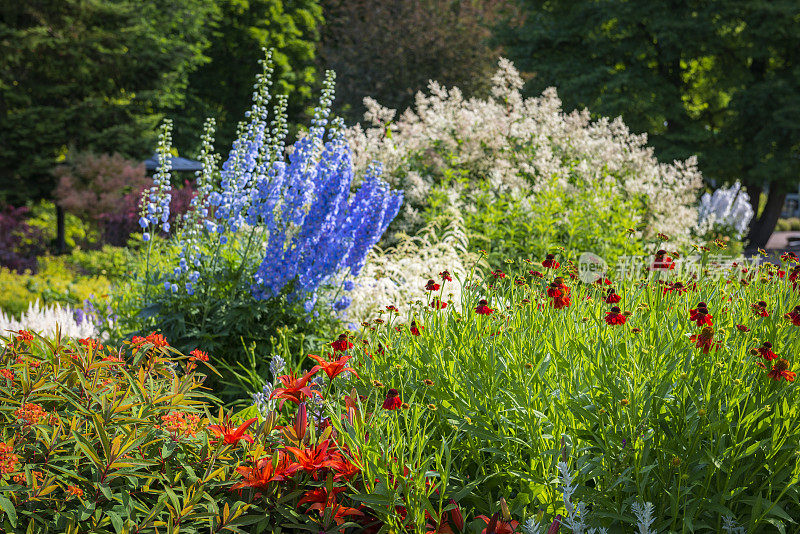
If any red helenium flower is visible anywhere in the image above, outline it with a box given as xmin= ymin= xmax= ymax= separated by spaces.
xmin=604 ymin=306 xmax=626 ymax=325
xmin=475 ymin=299 xmax=494 ymax=315
xmin=542 ymin=254 xmax=560 ymax=269
xmin=425 ymin=279 xmax=441 ymax=291
xmin=767 ymin=359 xmax=796 ymax=382
xmin=382 ymin=389 xmax=402 ymax=410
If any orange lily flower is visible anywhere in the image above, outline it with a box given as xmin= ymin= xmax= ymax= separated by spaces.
xmin=232 ymin=453 xmax=290 ymax=490
xmin=207 ymin=417 xmax=257 ymax=445
xmin=285 ymin=439 xmax=338 ymax=478
xmin=270 ymin=369 xmax=321 ymax=409
xmin=308 ymin=353 xmax=360 ymax=381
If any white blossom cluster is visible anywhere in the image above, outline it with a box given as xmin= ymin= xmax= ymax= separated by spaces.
xmin=0 ymin=301 xmax=99 ymax=340
xmin=344 ymin=213 xmax=481 ymax=325
xmin=697 ymin=181 xmax=754 ymax=239
xmin=347 ymin=58 xmax=704 ymax=245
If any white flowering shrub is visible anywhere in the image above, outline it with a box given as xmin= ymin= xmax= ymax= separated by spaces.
xmin=344 ymin=213 xmax=482 ymax=325
xmin=0 ymin=301 xmax=101 ymax=340
xmin=697 ymin=181 xmax=754 ymax=240
xmin=347 ymin=59 xmax=704 ymax=263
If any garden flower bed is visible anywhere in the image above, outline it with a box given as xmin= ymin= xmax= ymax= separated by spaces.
xmin=1 ymin=249 xmax=798 ymax=533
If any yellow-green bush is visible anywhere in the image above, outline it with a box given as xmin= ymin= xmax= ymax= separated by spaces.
xmin=0 ymin=257 xmax=111 ymax=317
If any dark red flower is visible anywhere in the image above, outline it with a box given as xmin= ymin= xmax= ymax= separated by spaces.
xmin=650 ymin=250 xmax=675 ymax=271
xmin=689 ymin=302 xmax=713 ymax=327
xmin=736 ymin=324 xmax=750 ymax=332
xmin=767 ymin=359 xmax=796 ymax=382
xmin=781 ymin=251 xmax=798 ymax=262
xmin=542 ymin=254 xmax=560 ymax=269
xmin=410 ymin=320 xmax=423 ymax=336
xmin=425 ymin=279 xmax=441 ymax=291
xmin=492 ymin=270 xmax=507 ymax=279
xmin=756 ymin=341 xmax=779 ymax=361
xmin=547 ymin=278 xmax=571 ymax=309
xmin=690 ymin=326 xmax=719 ymax=354
xmin=475 ymin=299 xmax=494 ymax=315
xmin=594 ymin=277 xmax=611 ymax=286
xmin=382 ymin=389 xmax=402 ymax=410
xmin=529 ymin=270 xmax=544 ymax=278
xmin=605 ymin=306 xmax=627 ymax=325
xmin=605 ymin=290 xmax=621 ymax=304
xmin=439 ymin=270 xmax=453 ymax=282
xmin=752 ymin=301 xmax=769 ymax=317
xmin=430 ymin=297 xmax=448 ymax=309
xmin=785 ymin=305 xmax=800 ymax=326
xmin=331 ymin=333 xmax=354 ymax=352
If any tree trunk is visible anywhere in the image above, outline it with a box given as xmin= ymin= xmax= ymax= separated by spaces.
xmin=56 ymin=204 xmax=66 ymax=254
xmin=745 ymin=185 xmax=785 ymax=251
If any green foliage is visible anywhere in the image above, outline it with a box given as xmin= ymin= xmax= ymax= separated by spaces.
xmin=172 ymin=0 xmax=323 ymax=153
xmin=497 ymin=1 xmax=800 ymax=247
xmin=776 ymin=218 xmax=800 ymax=232
xmin=25 ymin=201 xmax=99 ymax=250
xmin=0 ymin=257 xmax=112 ymax=318
xmin=0 ymin=0 xmax=216 ymax=205
xmin=357 ymin=248 xmax=800 ymax=531
xmin=0 ymin=332 xmax=467 ymax=533
xmin=113 ymin=236 xmax=339 ymax=402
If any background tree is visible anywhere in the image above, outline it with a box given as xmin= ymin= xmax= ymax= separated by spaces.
xmin=498 ymin=0 xmax=800 ymax=248
xmin=170 ymin=0 xmax=323 ymax=154
xmin=0 ymin=0 xmax=215 ymax=248
xmin=319 ymin=0 xmax=513 ymax=123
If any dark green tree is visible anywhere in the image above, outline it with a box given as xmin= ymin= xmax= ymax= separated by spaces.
xmin=499 ymin=1 xmax=800 ymax=248
xmin=171 ymin=0 xmax=323 ymax=154
xmin=319 ymin=0 xmax=513 ymax=123
xmin=0 ymin=0 xmax=215 ymax=248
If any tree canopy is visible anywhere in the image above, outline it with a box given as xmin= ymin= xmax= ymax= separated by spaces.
xmin=170 ymin=0 xmax=323 ymax=154
xmin=0 ymin=0 xmax=216 ymax=205
xmin=498 ymin=0 xmax=800 ymax=247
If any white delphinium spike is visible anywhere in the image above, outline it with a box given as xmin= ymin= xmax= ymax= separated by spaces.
xmin=631 ymin=502 xmax=656 ymax=534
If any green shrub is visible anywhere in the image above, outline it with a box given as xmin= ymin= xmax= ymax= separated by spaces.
xmin=0 ymin=258 xmax=111 ymax=317
xmin=0 ymin=332 xmax=470 ymax=533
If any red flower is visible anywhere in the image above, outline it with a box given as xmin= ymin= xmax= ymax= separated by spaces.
xmin=689 ymin=302 xmax=713 ymax=327
xmin=605 ymin=290 xmax=621 ymax=304
xmin=0 ymin=369 xmax=14 ymax=381
xmin=791 ymin=266 xmax=800 ymax=289
xmin=15 ymin=330 xmax=34 ymax=343
xmin=439 ymin=270 xmax=453 ymax=282
xmin=476 ymin=513 xmax=520 ymax=534
xmin=492 ymin=270 xmax=507 ymax=279
xmin=605 ymin=306 xmax=626 ymax=325
xmin=767 ymin=359 xmax=796 ymax=382
xmin=529 ymin=270 xmax=544 ymax=278
xmin=189 ymin=348 xmax=209 ymax=362
xmin=752 ymin=301 xmax=769 ymax=317
xmin=650 ymin=250 xmax=675 ymax=271
xmin=207 ymin=417 xmax=257 ymax=445
xmin=756 ymin=341 xmax=779 ymax=361
xmin=232 ymin=453 xmax=290 ymax=490
xmin=285 ymin=439 xmax=338 ymax=477
xmin=781 ymin=251 xmax=798 ymax=262
xmin=690 ymin=327 xmax=719 ymax=354
xmin=425 ymin=279 xmax=441 ymax=291
xmin=382 ymin=389 xmax=402 ymax=410
xmin=386 ymin=305 xmax=399 ymax=312
xmin=410 ymin=320 xmax=423 ymax=336
xmin=132 ymin=332 xmax=169 ymax=348
xmin=331 ymin=333 xmax=354 ymax=352
xmin=736 ymin=324 xmax=750 ymax=332
xmin=594 ymin=277 xmax=611 ymax=286
xmin=430 ymin=297 xmax=448 ymax=309
xmin=785 ymin=305 xmax=800 ymax=326
xmin=547 ymin=278 xmax=571 ymax=309
xmin=270 ymin=369 xmax=322 ymax=409
xmin=547 ymin=515 xmax=562 ymax=534
xmin=542 ymin=254 xmax=560 ymax=269
xmin=475 ymin=299 xmax=494 ymax=315
xmin=308 ymin=353 xmax=359 ymax=381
